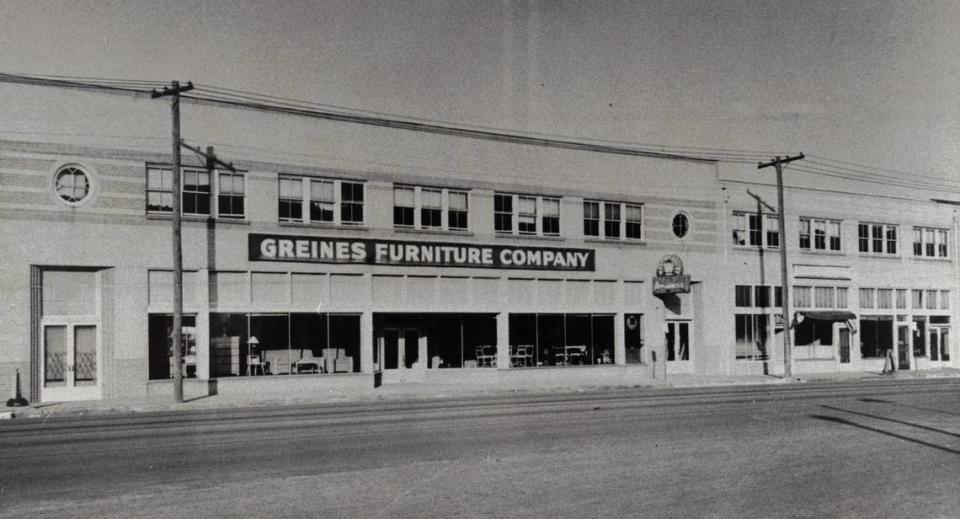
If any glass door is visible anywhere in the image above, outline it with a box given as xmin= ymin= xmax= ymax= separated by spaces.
xmin=42 ymin=323 xmax=100 ymax=402
xmin=665 ymin=320 xmax=693 ymax=374
xmin=929 ymin=327 xmax=950 ymax=364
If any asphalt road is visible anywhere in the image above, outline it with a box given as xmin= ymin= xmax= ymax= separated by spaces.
xmin=2 ymin=379 xmax=960 ymax=519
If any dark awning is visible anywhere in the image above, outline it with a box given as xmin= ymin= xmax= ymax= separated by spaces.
xmin=798 ymin=311 xmax=856 ymax=322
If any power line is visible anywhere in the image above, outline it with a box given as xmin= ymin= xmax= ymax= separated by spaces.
xmin=2 ymin=71 xmax=958 ymax=195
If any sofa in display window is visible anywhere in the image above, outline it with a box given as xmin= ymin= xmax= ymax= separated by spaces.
xmin=323 ymin=348 xmax=354 ymax=373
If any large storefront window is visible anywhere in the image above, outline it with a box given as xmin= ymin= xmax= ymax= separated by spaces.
xmin=374 ymin=314 xmax=496 ymax=369
xmin=509 ymin=313 xmax=615 ymax=367
xmin=860 ymin=315 xmax=893 ymax=359
xmin=210 ymin=312 xmax=360 ymax=376
xmin=148 ymin=314 xmax=198 ymax=380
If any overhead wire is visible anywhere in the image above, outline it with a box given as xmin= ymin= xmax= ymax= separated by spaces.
xmin=2 ymin=71 xmax=959 ymax=196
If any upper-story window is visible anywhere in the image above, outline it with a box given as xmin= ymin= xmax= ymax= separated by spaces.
xmin=55 ymin=164 xmax=91 ymax=204
xmin=279 ymin=176 xmax=363 ymax=225
xmin=394 ymin=185 xmax=468 ymax=231
xmin=913 ymin=227 xmax=948 ymax=258
xmin=732 ymin=212 xmax=778 ymax=248
xmin=799 ymin=217 xmax=841 ymax=252
xmin=496 ymin=193 xmax=560 ymax=237
xmin=147 ymin=166 xmax=245 ymax=219
xmin=858 ymin=223 xmax=897 ymax=255
xmin=217 ymin=173 xmax=245 ymax=219
xmin=584 ymin=200 xmax=643 ymax=240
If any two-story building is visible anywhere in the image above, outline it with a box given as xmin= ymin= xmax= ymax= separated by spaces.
xmin=0 ymin=102 xmax=956 ymax=404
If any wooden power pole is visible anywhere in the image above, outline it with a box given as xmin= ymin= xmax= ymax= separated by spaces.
xmin=151 ymin=81 xmax=194 ymax=403
xmin=758 ymin=153 xmax=804 ymax=378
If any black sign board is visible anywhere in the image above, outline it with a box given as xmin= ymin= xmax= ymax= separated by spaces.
xmin=248 ymin=233 xmax=596 ymax=271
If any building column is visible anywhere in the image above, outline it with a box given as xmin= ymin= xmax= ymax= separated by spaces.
xmin=360 ymin=310 xmax=373 ymax=373
xmin=496 ymin=312 xmax=510 ymax=369
xmin=614 ymin=312 xmax=625 ymax=365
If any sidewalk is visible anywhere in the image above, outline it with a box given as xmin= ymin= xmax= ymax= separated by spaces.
xmin=4 ymin=368 xmax=959 ymax=420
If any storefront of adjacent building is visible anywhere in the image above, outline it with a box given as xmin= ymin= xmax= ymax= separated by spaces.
xmin=1 ymin=131 xmax=957 ymax=404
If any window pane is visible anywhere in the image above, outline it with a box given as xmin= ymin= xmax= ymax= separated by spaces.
xmin=735 ymin=285 xmax=752 ymax=307
xmin=877 ymin=289 xmax=892 ymax=309
xmin=815 ymin=287 xmax=834 ymax=308
xmin=280 ymin=178 xmax=302 ymax=199
xmin=543 ymin=198 xmax=560 ymax=217
xmin=422 ymin=189 xmax=442 ymax=208
xmin=394 ymin=187 xmax=414 ymax=206
xmin=311 ymin=180 xmax=334 ymax=202
xmin=837 ymin=287 xmax=848 ymax=308
xmin=449 ymin=191 xmax=468 ymax=211
xmin=495 ymin=194 xmax=512 ymax=212
xmin=519 ymin=196 xmax=536 ymax=215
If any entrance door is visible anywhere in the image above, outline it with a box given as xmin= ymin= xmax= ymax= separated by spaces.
xmin=378 ymin=328 xmax=422 ymax=382
xmin=897 ymin=325 xmax=911 ymax=370
xmin=42 ymin=323 xmax=100 ymax=402
xmin=665 ymin=320 xmax=693 ymax=374
xmin=839 ymin=327 xmax=851 ymax=364
xmin=929 ymin=327 xmax=950 ymax=364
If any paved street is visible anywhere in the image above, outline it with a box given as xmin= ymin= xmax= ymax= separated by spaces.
xmin=2 ymin=379 xmax=960 ymax=518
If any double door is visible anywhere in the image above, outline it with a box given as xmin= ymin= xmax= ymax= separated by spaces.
xmin=375 ymin=328 xmax=427 ymax=382
xmin=665 ymin=320 xmax=693 ymax=374
xmin=42 ymin=321 xmax=101 ymax=402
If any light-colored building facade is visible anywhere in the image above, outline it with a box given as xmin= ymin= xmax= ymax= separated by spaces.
xmin=1 ymin=118 xmax=956 ymax=404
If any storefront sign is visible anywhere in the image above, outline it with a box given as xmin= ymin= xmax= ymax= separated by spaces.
xmin=652 ymin=254 xmax=690 ymax=294
xmin=249 ymin=233 xmax=595 ymax=271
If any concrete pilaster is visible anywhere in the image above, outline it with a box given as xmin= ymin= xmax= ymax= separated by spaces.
xmin=614 ymin=312 xmax=625 ymax=365
xmin=360 ymin=310 xmax=373 ymax=373
xmin=496 ymin=312 xmax=510 ymax=369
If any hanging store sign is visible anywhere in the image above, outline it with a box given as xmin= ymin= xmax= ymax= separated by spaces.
xmin=652 ymin=254 xmax=690 ymax=294
xmin=248 ymin=233 xmax=595 ymax=271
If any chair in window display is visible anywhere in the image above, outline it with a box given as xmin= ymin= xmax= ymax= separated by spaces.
xmin=511 ymin=344 xmax=533 ymax=367
xmin=322 ymin=348 xmax=355 ymax=373
xmin=476 ymin=345 xmax=496 ymax=367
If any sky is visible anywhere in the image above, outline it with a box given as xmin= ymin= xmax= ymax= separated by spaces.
xmin=0 ymin=0 xmax=958 ymax=181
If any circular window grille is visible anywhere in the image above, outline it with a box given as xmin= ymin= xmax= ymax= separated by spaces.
xmin=672 ymin=213 xmax=689 ymax=238
xmin=55 ymin=165 xmax=91 ymax=204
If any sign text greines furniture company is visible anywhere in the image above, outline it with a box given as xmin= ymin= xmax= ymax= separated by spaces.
xmin=249 ymin=234 xmax=596 ymax=271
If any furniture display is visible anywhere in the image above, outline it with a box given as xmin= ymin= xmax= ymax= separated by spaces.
xmin=211 ymin=336 xmax=240 ymax=376
xmin=511 ymin=344 xmax=534 ymax=367
xmin=246 ymin=353 xmax=266 ymax=376
xmin=555 ymin=345 xmax=587 ymax=365
xmin=476 ymin=345 xmax=496 ymax=367
xmin=295 ymin=350 xmax=324 ymax=374
xmin=323 ymin=348 xmax=355 ymax=373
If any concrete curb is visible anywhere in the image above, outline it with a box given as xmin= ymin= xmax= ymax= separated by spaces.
xmin=6 ymin=369 xmax=960 ymax=420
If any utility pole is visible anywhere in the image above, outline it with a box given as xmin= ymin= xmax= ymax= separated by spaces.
xmin=758 ymin=153 xmax=804 ymax=378
xmin=152 ymin=81 xmax=194 ymax=403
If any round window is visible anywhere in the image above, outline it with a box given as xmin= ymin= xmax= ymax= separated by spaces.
xmin=55 ymin=165 xmax=91 ymax=204
xmin=672 ymin=213 xmax=689 ymax=238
